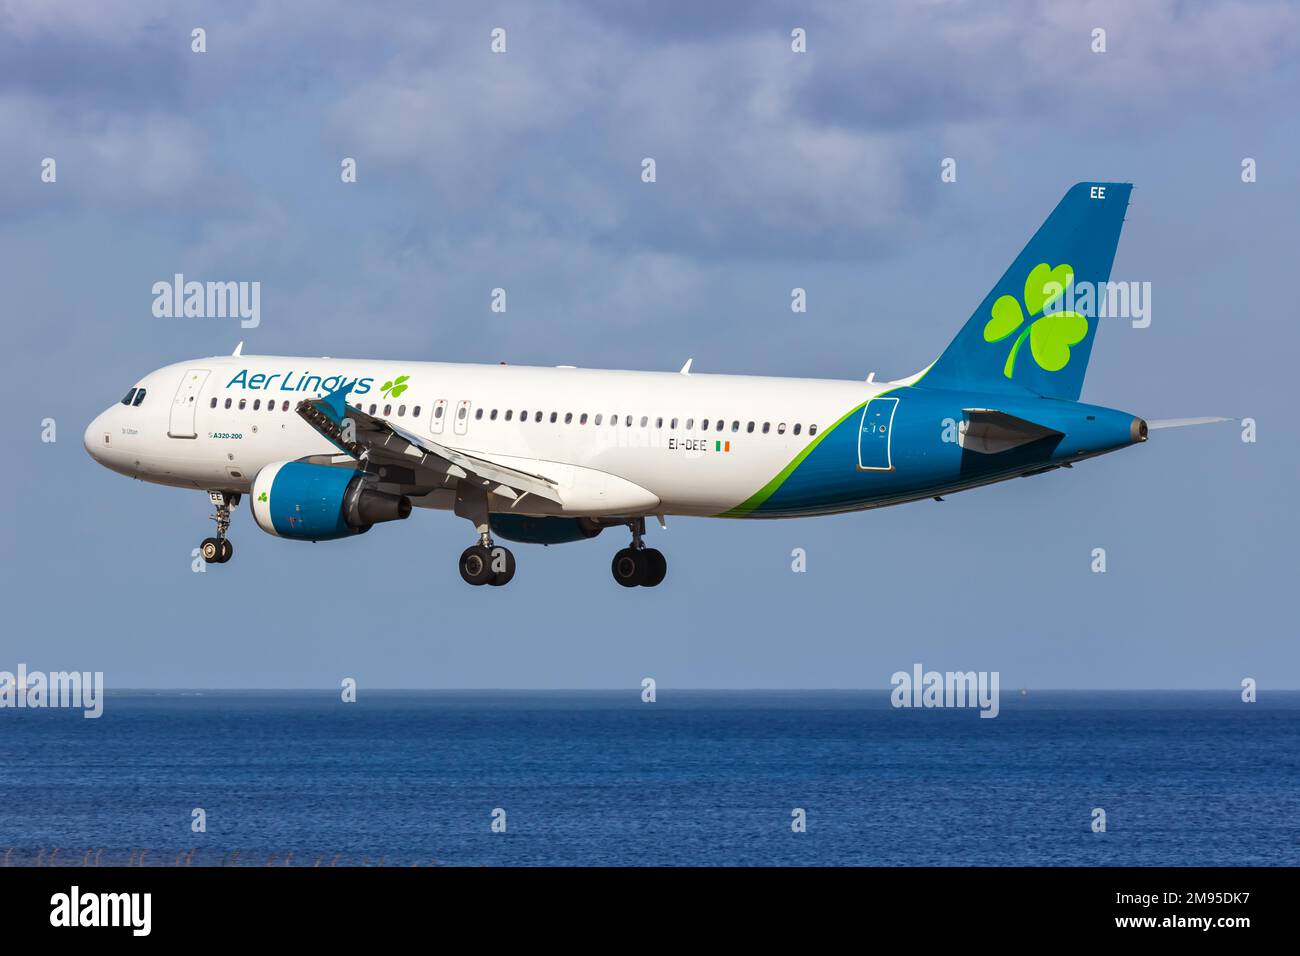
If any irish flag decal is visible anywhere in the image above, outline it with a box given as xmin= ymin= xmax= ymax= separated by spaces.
xmin=715 ymin=440 xmax=731 ymax=453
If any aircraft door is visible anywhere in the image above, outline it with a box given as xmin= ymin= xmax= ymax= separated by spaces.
xmin=429 ymin=399 xmax=448 ymax=435
xmin=168 ymin=368 xmax=210 ymax=438
xmin=857 ymin=397 xmax=899 ymax=470
xmin=453 ymin=399 xmax=471 ymax=436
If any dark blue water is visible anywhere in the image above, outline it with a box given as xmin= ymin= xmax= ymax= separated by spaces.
xmin=1 ymin=691 xmax=1297 ymax=866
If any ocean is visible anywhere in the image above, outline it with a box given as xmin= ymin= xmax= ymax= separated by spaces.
xmin=1 ymin=690 xmax=1296 ymax=866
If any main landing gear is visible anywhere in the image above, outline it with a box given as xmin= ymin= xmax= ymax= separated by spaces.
xmin=611 ymin=517 xmax=667 ymax=588
xmin=200 ymin=490 xmax=239 ymax=564
xmin=455 ymin=485 xmax=516 ymax=587
xmin=458 ymin=543 xmax=516 ymax=587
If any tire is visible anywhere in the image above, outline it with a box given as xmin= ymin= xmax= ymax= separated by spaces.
xmin=218 ymin=538 xmax=234 ymax=563
xmin=611 ymin=547 xmax=645 ymax=588
xmin=200 ymin=538 xmax=222 ymax=563
xmin=459 ymin=545 xmax=496 ymax=586
xmin=487 ymin=546 xmax=516 ymax=586
xmin=642 ymin=548 xmax=667 ymax=587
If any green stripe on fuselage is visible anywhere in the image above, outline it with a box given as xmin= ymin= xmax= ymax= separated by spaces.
xmin=718 ymin=399 xmax=870 ymax=517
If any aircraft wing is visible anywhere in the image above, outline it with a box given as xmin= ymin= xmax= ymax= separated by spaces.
xmin=295 ymin=383 xmax=564 ymax=506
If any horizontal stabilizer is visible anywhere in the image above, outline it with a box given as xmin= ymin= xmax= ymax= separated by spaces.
xmin=960 ymin=408 xmax=1063 ymax=455
xmin=1147 ymin=417 xmax=1231 ymax=430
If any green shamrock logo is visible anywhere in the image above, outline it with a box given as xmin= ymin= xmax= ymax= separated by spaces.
xmin=380 ymin=375 xmax=410 ymax=399
xmin=257 ymin=491 xmax=268 ymax=503
xmin=983 ymin=263 xmax=1088 ymax=378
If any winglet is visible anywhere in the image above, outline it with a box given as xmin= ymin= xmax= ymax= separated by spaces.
xmin=312 ymin=380 xmax=353 ymax=425
xmin=232 ymin=341 xmax=243 ymax=357
xmin=679 ymin=358 xmax=693 ymax=375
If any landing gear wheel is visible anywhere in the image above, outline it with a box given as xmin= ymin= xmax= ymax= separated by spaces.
xmin=641 ymin=548 xmax=667 ymax=587
xmin=487 ymin=546 xmax=516 ymax=587
xmin=459 ymin=545 xmax=496 ymax=586
xmin=200 ymin=538 xmax=222 ymax=564
xmin=612 ymin=547 xmax=646 ymax=588
xmin=218 ymin=539 xmax=234 ymax=563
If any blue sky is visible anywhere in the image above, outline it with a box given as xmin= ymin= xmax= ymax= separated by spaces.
xmin=2 ymin=0 xmax=1296 ymax=688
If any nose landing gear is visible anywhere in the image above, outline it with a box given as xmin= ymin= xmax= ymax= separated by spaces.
xmin=200 ymin=491 xmax=238 ymax=564
xmin=611 ymin=517 xmax=666 ymax=588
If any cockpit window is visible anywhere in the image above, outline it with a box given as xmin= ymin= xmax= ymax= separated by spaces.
xmin=121 ymin=388 xmax=137 ymax=406
xmin=132 ymin=388 xmax=147 ymax=406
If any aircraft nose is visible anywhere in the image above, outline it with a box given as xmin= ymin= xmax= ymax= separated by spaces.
xmin=83 ymin=410 xmax=109 ymax=462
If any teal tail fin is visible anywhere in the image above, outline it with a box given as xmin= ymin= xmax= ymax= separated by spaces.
xmin=923 ymin=182 xmax=1132 ymax=401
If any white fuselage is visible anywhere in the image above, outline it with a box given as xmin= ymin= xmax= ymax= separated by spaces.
xmin=85 ymin=355 xmax=904 ymax=519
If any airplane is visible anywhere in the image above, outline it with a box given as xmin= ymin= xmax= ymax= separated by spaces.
xmin=84 ymin=182 xmax=1223 ymax=588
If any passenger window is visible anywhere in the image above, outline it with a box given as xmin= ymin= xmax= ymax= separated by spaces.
xmin=809 ymin=424 xmax=818 ymax=436
xmin=793 ymin=423 xmax=802 ymax=435
xmin=268 ymin=402 xmax=275 ymax=413
xmin=132 ymin=389 xmax=147 ymax=406
xmin=550 ymin=412 xmax=558 ymax=423
xmin=238 ymin=399 xmax=247 ymax=411
xmin=521 ymin=410 xmax=528 ymax=421
xmin=475 ymin=408 xmax=484 ymax=420
xmin=505 ymin=410 xmax=514 ymax=421
xmin=655 ymin=417 xmax=663 ymax=428
xmin=670 ymin=418 xmax=678 ymax=429
xmin=625 ymin=415 xmax=633 ymax=427
xmin=414 ymin=406 xmax=422 ymax=418
xmin=640 ymin=416 xmax=648 ymax=427
xmin=224 ymin=398 xmax=232 ymax=409
xmin=369 ymin=404 xmax=377 ymax=414
xmin=580 ymin=413 xmax=588 ymax=425
xmin=121 ymin=389 xmax=136 ymax=406
xmin=384 ymin=404 xmax=392 ymax=416
xmin=746 ymin=421 xmax=755 ymax=433
xmin=701 ymin=419 xmax=709 ymax=430
xmin=458 ymin=406 xmax=467 ymax=420
xmin=762 ymin=422 xmax=770 ymax=434
xmin=717 ymin=420 xmax=725 ymax=432
xmin=535 ymin=411 xmax=543 ymax=423
xmin=253 ymin=399 xmax=261 ymax=410
xmin=778 ymin=423 xmax=786 ymax=434
xmin=731 ymin=420 xmax=739 ymax=432
xmin=685 ymin=418 xmax=694 ymax=430
xmin=434 ymin=406 xmax=444 ymax=419
xmin=564 ymin=412 xmax=572 ymax=424
xmin=594 ymin=414 xmax=602 ymax=425
xmin=399 ymin=405 xmax=407 ymax=416
xmin=210 ymin=397 xmax=218 ymax=408
xmin=490 ymin=409 xmax=498 ymax=421
xmin=282 ymin=401 xmax=290 ymax=412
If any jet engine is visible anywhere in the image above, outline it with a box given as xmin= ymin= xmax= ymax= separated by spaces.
xmin=250 ymin=461 xmax=411 ymax=541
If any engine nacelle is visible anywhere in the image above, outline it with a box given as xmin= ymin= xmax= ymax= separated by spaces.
xmin=251 ymin=461 xmax=411 ymax=541
xmin=489 ymin=514 xmax=603 ymax=545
